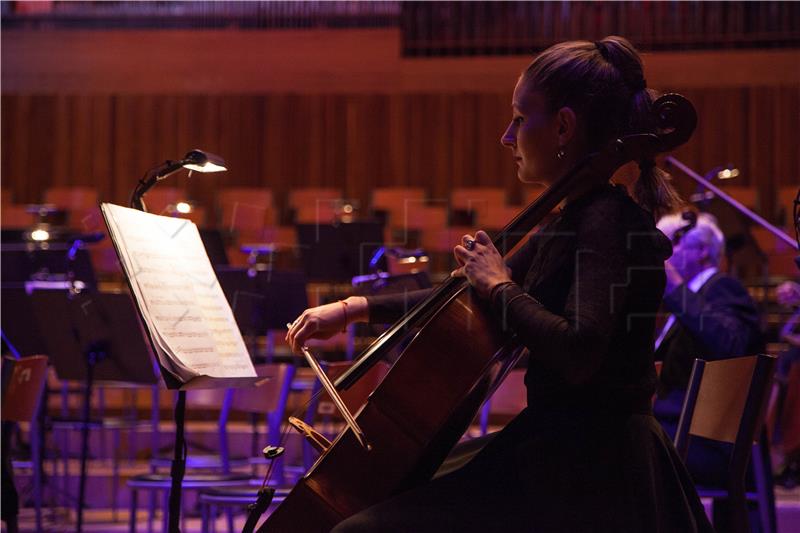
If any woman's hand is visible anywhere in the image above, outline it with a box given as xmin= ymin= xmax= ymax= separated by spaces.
xmin=452 ymin=230 xmax=512 ymax=299
xmin=286 ymin=296 xmax=368 ymax=354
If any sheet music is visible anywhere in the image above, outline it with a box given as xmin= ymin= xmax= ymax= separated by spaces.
xmin=101 ymin=203 xmax=256 ymax=383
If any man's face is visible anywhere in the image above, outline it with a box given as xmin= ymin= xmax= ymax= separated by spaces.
xmin=667 ymin=230 xmax=709 ymax=281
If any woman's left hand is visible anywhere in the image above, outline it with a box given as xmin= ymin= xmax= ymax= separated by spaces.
xmin=452 ymin=230 xmax=512 ymax=299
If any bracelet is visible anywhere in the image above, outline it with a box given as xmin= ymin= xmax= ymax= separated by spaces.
xmin=339 ymin=299 xmax=348 ymax=332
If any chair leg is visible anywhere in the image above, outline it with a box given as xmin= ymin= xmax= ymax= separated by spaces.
xmin=31 ymin=420 xmax=42 ymax=533
xmin=147 ymin=490 xmax=155 ymax=533
xmin=162 ymin=490 xmax=169 ymax=533
xmin=753 ymin=441 xmax=778 ymax=533
xmin=201 ymin=499 xmax=209 ymax=533
xmin=112 ymin=428 xmax=121 ymax=521
xmin=128 ymin=488 xmax=137 ymax=533
xmin=226 ymin=507 xmax=235 ymax=533
xmin=61 ymin=428 xmax=70 ymax=503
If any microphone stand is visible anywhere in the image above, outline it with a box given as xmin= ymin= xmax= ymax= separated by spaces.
xmin=665 ymin=156 xmax=798 ymax=252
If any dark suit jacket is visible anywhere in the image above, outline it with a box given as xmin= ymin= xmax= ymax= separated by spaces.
xmin=654 ymin=271 xmax=762 ymax=419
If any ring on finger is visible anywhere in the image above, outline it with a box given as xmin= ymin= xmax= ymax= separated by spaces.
xmin=464 ymin=239 xmax=475 ymax=251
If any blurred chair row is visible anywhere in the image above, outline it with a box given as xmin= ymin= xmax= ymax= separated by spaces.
xmin=2 ymin=184 xmax=797 ymax=277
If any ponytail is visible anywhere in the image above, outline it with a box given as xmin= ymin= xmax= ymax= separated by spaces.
xmin=634 ymin=159 xmax=683 ymax=221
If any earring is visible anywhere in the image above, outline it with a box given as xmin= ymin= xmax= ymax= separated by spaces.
xmin=556 ymin=148 xmax=566 ymax=160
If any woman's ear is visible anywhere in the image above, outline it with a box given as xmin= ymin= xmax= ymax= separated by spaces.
xmin=556 ymin=106 xmax=578 ymax=148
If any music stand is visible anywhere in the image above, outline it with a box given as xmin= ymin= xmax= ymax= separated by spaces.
xmin=295 ymin=221 xmax=384 ymax=282
xmin=29 ymin=287 xmax=158 ymax=532
xmin=216 ymin=268 xmax=309 ymax=360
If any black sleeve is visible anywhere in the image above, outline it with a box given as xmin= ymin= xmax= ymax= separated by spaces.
xmin=364 ymin=289 xmax=433 ymax=324
xmin=662 ymin=276 xmax=760 ymax=359
xmin=505 ymin=234 xmax=538 ymax=285
xmin=490 ymin=197 xmax=631 ymax=385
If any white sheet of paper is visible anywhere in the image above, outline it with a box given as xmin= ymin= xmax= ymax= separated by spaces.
xmin=102 ymin=203 xmax=256 ymax=380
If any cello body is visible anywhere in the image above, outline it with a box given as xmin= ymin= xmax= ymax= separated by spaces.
xmin=262 ymin=289 xmax=523 ymax=531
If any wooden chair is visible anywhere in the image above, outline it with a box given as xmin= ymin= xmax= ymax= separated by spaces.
xmin=450 ymin=187 xmax=506 ymax=227
xmin=138 ymin=187 xmax=184 ymax=216
xmin=44 ymin=186 xmax=100 ymax=229
xmin=44 ymin=186 xmax=99 ymax=211
xmin=2 ymin=355 xmax=48 ymax=533
xmin=718 ymin=185 xmax=758 ymax=211
xmin=218 ymin=188 xmax=276 ymax=239
xmin=371 ymin=187 xmax=427 ymax=235
xmin=675 ymin=354 xmax=777 ymax=533
xmin=287 ymin=188 xmax=342 ymax=224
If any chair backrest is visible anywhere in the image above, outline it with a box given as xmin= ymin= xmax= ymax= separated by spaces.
xmin=1 ymin=355 xmax=49 ymax=423
xmin=287 ymin=188 xmax=342 ymax=224
xmin=676 ymin=355 xmax=776 ymax=454
xmin=44 ymin=187 xmax=99 ymax=211
xmin=371 ymin=187 xmax=427 ymax=228
xmin=719 ymin=185 xmax=758 ymax=211
xmin=140 ymin=187 xmax=184 ymax=216
xmin=218 ymin=188 xmax=276 ymax=236
xmin=674 ymin=354 xmax=776 ymax=532
xmin=230 ymin=363 xmax=295 ymax=415
xmin=450 ymin=187 xmax=506 ymax=226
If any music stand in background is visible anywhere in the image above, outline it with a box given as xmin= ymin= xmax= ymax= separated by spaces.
xmin=295 ymin=222 xmax=384 ymax=282
xmin=216 ymin=268 xmax=309 ymax=361
xmin=29 ymin=287 xmax=158 ymax=532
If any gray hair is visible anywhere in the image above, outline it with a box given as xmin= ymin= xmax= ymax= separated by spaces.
xmin=657 ymin=212 xmax=725 ymax=266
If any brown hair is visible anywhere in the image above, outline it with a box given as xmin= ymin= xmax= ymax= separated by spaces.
xmin=521 ymin=36 xmax=682 ymax=219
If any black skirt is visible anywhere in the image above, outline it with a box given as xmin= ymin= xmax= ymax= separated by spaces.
xmin=333 ymin=407 xmax=714 ymax=533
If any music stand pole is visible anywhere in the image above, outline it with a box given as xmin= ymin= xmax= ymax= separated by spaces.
xmin=76 ymin=347 xmax=104 ymax=533
xmin=129 ymin=193 xmax=188 ymax=533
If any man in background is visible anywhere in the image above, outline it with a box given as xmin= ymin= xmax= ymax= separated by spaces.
xmin=653 ymin=211 xmax=763 ymax=485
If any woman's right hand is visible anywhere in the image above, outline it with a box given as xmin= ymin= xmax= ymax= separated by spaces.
xmin=286 ymin=296 xmax=368 ymax=354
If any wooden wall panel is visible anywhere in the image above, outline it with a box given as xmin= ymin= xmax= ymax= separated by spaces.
xmin=1 ymin=88 xmax=798 ymax=225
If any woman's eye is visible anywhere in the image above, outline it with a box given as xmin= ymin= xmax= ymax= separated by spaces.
xmin=513 ymin=116 xmax=524 ymax=124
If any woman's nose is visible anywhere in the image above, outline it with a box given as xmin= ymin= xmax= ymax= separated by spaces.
xmin=500 ymin=125 xmax=516 ymax=147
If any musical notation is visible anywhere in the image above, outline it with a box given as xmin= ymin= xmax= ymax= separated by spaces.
xmin=101 ymin=203 xmax=256 ymax=383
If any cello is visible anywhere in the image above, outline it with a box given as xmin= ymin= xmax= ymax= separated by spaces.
xmin=258 ymin=94 xmax=697 ymax=532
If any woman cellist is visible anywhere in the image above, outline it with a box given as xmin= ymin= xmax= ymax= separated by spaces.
xmin=286 ymin=36 xmax=712 ymax=532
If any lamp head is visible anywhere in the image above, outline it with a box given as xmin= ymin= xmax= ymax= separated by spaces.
xmin=182 ymin=149 xmax=226 ymax=173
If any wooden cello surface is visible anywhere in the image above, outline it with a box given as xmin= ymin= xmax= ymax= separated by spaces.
xmin=259 ymin=94 xmax=697 ymax=532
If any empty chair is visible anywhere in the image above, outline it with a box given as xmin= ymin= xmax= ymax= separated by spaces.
xmin=44 ymin=186 xmax=100 ymax=229
xmin=450 ymin=187 xmax=507 ymax=227
xmin=718 ymin=185 xmax=758 ymax=211
xmin=44 ymin=187 xmax=99 ymax=211
xmin=287 ymin=188 xmax=342 ymax=224
xmin=675 ymin=354 xmax=777 ymax=533
xmin=218 ymin=188 xmax=276 ymax=239
xmin=138 ymin=187 xmax=184 ymax=216
xmin=2 ymin=355 xmax=49 ymax=533
xmin=371 ymin=187 xmax=427 ymax=231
